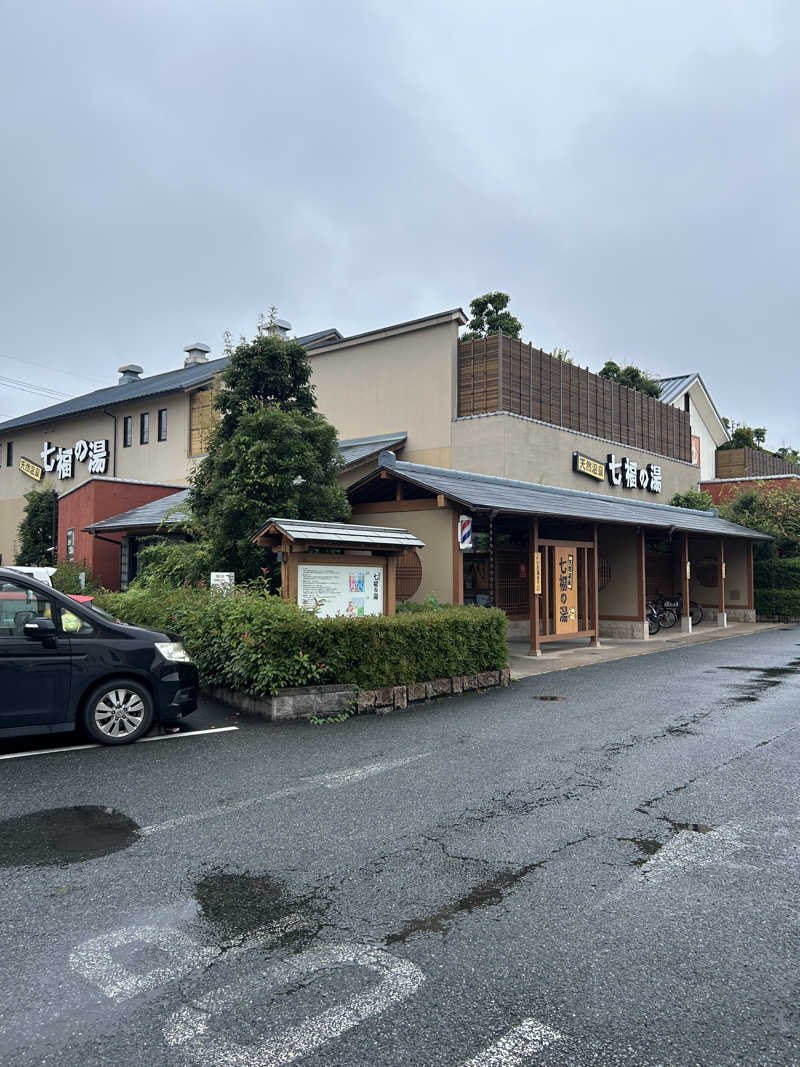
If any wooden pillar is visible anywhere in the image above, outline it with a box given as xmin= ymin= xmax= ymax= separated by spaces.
xmin=542 ymin=544 xmax=550 ymax=636
xmin=452 ymin=511 xmax=464 ymax=605
xmin=581 ymin=547 xmax=589 ymax=631
xmin=636 ymin=529 xmax=647 ymax=623
xmin=718 ymin=538 xmax=727 ymax=627
xmin=681 ymin=532 xmax=692 ymax=632
xmin=385 ymin=555 xmax=397 ymax=616
xmin=746 ymin=541 xmax=754 ymax=610
xmin=530 ymin=516 xmax=541 ymax=655
xmin=591 ymin=523 xmax=600 ymax=646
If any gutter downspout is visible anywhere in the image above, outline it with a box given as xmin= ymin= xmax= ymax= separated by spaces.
xmin=103 ymin=408 xmax=118 ymax=477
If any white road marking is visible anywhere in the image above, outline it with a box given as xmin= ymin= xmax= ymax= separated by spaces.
xmin=163 ymin=941 xmax=425 ymax=1066
xmin=139 ymin=752 xmax=430 ymax=837
xmin=0 ymin=725 xmax=239 ymax=760
xmin=460 ymin=1018 xmax=563 ymax=1066
xmin=69 ymin=913 xmax=307 ymax=1000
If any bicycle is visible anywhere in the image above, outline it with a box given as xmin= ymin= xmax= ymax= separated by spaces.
xmin=653 ymin=592 xmax=703 ymax=627
xmin=647 ymin=600 xmax=678 ymax=634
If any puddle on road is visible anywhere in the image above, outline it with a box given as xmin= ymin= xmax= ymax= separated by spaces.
xmin=0 ymin=805 xmax=139 ymax=868
xmin=616 ymin=836 xmax=664 ymax=865
xmin=531 ymin=696 xmax=566 ymax=702
xmin=192 ymin=869 xmax=324 ymax=948
xmin=714 ymin=662 xmax=800 ymax=704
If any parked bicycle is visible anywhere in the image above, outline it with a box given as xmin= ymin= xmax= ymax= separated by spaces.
xmin=653 ymin=591 xmax=703 ymax=627
xmin=647 ymin=600 xmax=678 ymax=634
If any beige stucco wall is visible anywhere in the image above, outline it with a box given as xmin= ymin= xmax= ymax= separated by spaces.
xmin=310 ymin=321 xmax=458 ymax=463
xmin=452 ymin=414 xmax=701 ymax=500
xmin=598 ymin=526 xmax=641 ymax=616
xmin=0 ymin=392 xmax=191 ymax=563
xmin=353 ymin=507 xmax=453 ymax=604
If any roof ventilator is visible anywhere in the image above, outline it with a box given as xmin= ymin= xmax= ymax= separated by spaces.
xmin=183 ymin=342 xmax=211 ymax=368
xmin=118 ymin=364 xmax=144 ymax=385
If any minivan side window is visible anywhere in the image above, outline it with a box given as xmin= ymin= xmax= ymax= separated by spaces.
xmin=0 ymin=579 xmax=53 ymax=637
xmin=59 ymin=605 xmax=96 ymax=636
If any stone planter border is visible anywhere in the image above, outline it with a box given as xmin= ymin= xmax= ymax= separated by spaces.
xmin=204 ymin=668 xmax=511 ymax=722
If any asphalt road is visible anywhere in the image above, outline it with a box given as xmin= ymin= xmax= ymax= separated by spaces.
xmin=2 ymin=627 xmax=800 ymax=1066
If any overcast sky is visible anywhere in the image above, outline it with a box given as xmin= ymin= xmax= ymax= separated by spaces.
xmin=1 ymin=1 xmax=797 ymax=448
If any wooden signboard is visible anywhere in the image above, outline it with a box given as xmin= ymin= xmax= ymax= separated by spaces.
xmin=553 ymin=546 xmax=578 ymax=634
xmin=534 ymin=551 xmax=542 ymax=595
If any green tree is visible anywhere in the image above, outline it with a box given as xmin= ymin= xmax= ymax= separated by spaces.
xmin=14 ymin=488 xmax=55 ymax=565
xmin=669 ymin=488 xmax=714 ymax=511
xmin=189 ymin=325 xmax=349 ymax=580
xmin=775 ymin=446 xmax=800 ymax=466
xmin=720 ymin=485 xmax=800 ymax=558
xmin=461 ymin=292 xmax=522 ymax=340
xmin=552 ymin=346 xmax=573 ymax=364
xmin=598 ymin=360 xmax=661 ymax=399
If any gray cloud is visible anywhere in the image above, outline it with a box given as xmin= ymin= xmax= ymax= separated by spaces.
xmin=0 ymin=0 xmax=797 ymax=447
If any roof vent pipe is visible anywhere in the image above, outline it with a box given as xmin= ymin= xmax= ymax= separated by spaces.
xmin=183 ymin=342 xmax=211 ymax=368
xmin=118 ymin=364 xmax=144 ymax=385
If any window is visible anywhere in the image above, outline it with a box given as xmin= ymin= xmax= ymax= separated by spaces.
xmin=66 ymin=528 xmax=75 ymax=561
xmin=140 ymin=412 xmax=149 ymax=444
xmin=6 ymin=442 xmax=13 ymax=467
xmin=0 ymin=578 xmax=53 ymax=637
xmin=123 ymin=416 xmax=133 ymax=448
xmin=157 ymin=408 xmax=167 ymax=442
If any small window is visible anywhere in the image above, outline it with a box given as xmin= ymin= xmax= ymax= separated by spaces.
xmin=6 ymin=442 xmax=13 ymax=467
xmin=66 ymin=528 xmax=75 ymax=561
xmin=157 ymin=408 xmax=167 ymax=442
xmin=684 ymin=394 xmax=690 ymax=413
xmin=0 ymin=577 xmax=53 ymax=637
xmin=140 ymin=412 xmax=149 ymax=444
xmin=123 ymin=416 xmax=133 ymax=448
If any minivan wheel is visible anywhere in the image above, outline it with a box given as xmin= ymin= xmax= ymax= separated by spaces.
xmin=83 ymin=679 xmax=154 ymax=745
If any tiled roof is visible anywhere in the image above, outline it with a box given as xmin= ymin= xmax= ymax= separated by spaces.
xmin=84 ymin=490 xmax=190 ymax=532
xmin=352 ymin=452 xmax=771 ymax=541
xmin=252 ymin=518 xmax=424 ymax=548
xmin=339 ymin=431 xmax=407 ymax=470
xmin=658 ymin=374 xmax=698 ymax=405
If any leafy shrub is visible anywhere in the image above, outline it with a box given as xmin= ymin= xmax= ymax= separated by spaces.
xmin=52 ymin=559 xmax=102 ymax=594
xmin=754 ymin=557 xmax=800 ymax=616
xmin=96 ymin=582 xmax=508 ymax=697
xmin=754 ymin=558 xmax=800 ymax=591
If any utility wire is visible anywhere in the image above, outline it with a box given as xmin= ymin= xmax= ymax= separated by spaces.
xmin=0 ymin=375 xmax=70 ymax=399
xmin=0 ymin=351 xmax=104 ymax=389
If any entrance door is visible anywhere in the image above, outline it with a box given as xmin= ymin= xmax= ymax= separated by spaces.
xmin=0 ymin=577 xmax=71 ymax=727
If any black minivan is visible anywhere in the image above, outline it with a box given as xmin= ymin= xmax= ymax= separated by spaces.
xmin=0 ymin=567 xmax=198 ymax=745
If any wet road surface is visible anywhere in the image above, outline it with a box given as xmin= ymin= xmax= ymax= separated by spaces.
xmin=2 ymin=627 xmax=800 ymax=1065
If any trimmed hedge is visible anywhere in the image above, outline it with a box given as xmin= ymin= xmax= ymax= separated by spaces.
xmin=97 ymin=583 xmax=508 ymax=698
xmin=754 ymin=557 xmax=800 ymax=617
xmin=755 ymin=558 xmax=800 ymax=591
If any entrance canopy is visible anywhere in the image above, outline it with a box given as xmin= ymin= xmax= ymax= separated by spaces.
xmin=350 ymin=451 xmax=771 ymax=541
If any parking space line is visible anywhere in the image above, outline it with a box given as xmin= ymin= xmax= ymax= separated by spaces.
xmin=0 ymin=725 xmax=239 ymax=761
xmin=460 ymin=1018 xmax=563 ymax=1066
xmin=140 ymin=752 xmax=431 ymax=836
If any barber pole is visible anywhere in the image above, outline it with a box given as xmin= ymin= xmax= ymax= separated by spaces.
xmin=458 ymin=515 xmax=472 ymax=550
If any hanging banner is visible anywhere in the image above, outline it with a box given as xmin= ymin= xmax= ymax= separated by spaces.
xmin=553 ymin=546 xmax=578 ymax=634
xmin=534 ymin=551 xmax=542 ymax=595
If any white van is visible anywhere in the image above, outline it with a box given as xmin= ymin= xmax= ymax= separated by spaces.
xmin=6 ymin=566 xmax=56 ymax=587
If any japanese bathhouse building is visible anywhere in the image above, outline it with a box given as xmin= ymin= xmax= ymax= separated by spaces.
xmin=0 ymin=308 xmax=767 ymax=634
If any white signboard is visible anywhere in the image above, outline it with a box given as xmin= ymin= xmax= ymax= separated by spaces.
xmin=210 ymin=571 xmax=235 ymax=593
xmin=41 ymin=439 xmax=109 ymax=479
xmin=298 ymin=564 xmax=384 ymax=618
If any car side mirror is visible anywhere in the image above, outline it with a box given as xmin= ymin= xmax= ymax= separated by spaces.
xmin=23 ymin=618 xmax=57 ymax=640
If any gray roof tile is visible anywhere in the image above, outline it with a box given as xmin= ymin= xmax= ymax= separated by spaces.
xmin=252 ymin=518 xmax=424 ymax=548
xmin=84 ymin=490 xmax=190 ymax=532
xmin=366 ymin=453 xmax=770 ymax=540
xmin=339 ymin=431 xmax=407 ymax=470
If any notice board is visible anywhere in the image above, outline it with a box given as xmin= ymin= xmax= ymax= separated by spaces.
xmin=553 ymin=546 xmax=578 ymax=634
xmin=297 ymin=564 xmax=384 ymax=618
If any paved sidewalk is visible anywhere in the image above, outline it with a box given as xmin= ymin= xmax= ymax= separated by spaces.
xmin=509 ymin=621 xmax=785 ymax=679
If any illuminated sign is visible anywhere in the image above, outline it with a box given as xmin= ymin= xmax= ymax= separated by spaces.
xmin=573 ymin=452 xmax=605 ymax=481
xmin=18 ymin=456 xmax=44 ymax=481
